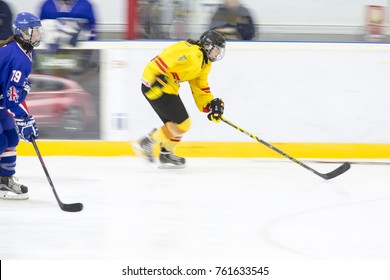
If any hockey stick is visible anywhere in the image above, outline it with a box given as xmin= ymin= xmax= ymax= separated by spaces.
xmin=221 ymin=116 xmax=350 ymax=180
xmin=31 ymin=138 xmax=83 ymax=212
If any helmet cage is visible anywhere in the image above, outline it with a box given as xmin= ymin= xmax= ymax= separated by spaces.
xmin=203 ymin=43 xmax=225 ymax=62
xmin=200 ymin=30 xmax=226 ymax=62
xmin=16 ymin=26 xmax=43 ymax=47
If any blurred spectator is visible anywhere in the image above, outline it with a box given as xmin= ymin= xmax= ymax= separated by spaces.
xmin=209 ymin=0 xmax=256 ymax=40
xmin=38 ymin=0 xmax=97 ymax=51
xmin=169 ymin=0 xmax=188 ymax=39
xmin=137 ymin=0 xmax=187 ymax=39
xmin=137 ymin=0 xmax=165 ymax=39
xmin=0 ymin=0 xmax=12 ymax=40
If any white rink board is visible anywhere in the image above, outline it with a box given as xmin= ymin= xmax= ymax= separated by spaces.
xmin=97 ymin=41 xmax=390 ymax=143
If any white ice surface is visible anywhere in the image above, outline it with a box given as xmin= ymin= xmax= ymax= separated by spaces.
xmin=1 ymin=156 xmax=390 ymax=260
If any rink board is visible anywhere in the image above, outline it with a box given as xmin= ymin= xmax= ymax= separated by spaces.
xmin=17 ymin=141 xmax=390 ymax=158
xmin=16 ymin=40 xmax=390 ymax=160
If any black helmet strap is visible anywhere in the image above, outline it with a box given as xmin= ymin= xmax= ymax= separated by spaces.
xmin=15 ymin=35 xmax=33 ymax=52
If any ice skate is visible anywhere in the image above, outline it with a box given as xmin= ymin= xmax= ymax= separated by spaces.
xmin=132 ymin=133 xmax=156 ymax=163
xmin=159 ymin=148 xmax=186 ymax=169
xmin=0 ymin=176 xmax=29 ymax=200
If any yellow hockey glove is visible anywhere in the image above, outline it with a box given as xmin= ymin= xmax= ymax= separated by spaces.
xmin=145 ymin=74 xmax=169 ymax=100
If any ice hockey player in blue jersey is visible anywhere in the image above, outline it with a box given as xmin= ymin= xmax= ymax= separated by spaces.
xmin=38 ymin=0 xmax=97 ymax=51
xmin=39 ymin=0 xmax=96 ymax=39
xmin=0 ymin=12 xmax=42 ymax=200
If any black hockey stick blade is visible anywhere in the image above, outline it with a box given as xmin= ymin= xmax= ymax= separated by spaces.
xmin=61 ymin=202 xmax=84 ymax=212
xmin=320 ymin=162 xmax=351 ymax=180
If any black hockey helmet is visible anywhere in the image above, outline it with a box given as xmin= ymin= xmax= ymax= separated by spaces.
xmin=199 ymin=30 xmax=226 ymax=62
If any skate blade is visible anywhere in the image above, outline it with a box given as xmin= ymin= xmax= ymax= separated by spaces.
xmin=0 ymin=190 xmax=29 ymax=200
xmin=158 ymin=163 xmax=186 ymax=169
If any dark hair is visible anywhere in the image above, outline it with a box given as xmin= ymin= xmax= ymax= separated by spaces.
xmin=186 ymin=38 xmax=201 ymax=46
xmin=0 ymin=35 xmax=16 ymax=47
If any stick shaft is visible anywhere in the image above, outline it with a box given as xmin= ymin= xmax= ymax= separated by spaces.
xmin=31 ymin=138 xmax=63 ymax=204
xmin=221 ymin=116 xmax=350 ymax=180
xmin=31 ymin=138 xmax=83 ymax=212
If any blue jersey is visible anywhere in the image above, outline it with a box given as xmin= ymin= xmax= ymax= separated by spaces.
xmin=0 ymin=41 xmax=33 ymax=118
xmin=39 ymin=0 xmax=96 ymax=39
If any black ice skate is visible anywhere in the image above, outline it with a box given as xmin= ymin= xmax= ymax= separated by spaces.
xmin=159 ymin=147 xmax=186 ymax=169
xmin=140 ymin=135 xmax=156 ymax=162
xmin=132 ymin=132 xmax=156 ymax=163
xmin=0 ymin=176 xmax=29 ymax=200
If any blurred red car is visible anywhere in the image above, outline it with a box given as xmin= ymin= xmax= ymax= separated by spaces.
xmin=27 ymin=74 xmax=97 ymax=132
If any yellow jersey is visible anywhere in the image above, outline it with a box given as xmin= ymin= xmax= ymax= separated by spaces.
xmin=142 ymin=40 xmax=215 ymax=112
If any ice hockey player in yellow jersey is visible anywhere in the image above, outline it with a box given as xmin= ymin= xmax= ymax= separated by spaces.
xmin=135 ymin=30 xmax=226 ymax=169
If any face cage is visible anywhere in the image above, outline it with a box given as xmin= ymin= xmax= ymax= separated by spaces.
xmin=19 ymin=26 xmax=42 ymax=47
xmin=207 ymin=45 xmax=225 ymax=62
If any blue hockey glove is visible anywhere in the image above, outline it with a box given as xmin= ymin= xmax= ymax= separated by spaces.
xmin=207 ymin=98 xmax=224 ymax=123
xmin=15 ymin=116 xmax=38 ymax=143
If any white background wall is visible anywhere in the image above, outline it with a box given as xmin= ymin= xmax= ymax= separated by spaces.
xmin=97 ymin=41 xmax=390 ymax=143
xmin=244 ymin=0 xmax=389 ymax=25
